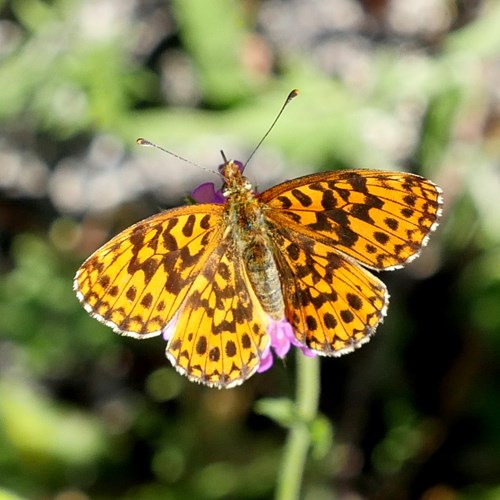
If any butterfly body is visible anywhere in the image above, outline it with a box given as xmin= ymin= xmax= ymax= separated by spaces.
xmin=222 ymin=163 xmax=285 ymax=320
xmin=75 ymin=161 xmax=442 ymax=388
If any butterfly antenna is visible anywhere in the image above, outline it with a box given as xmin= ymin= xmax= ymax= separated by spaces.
xmin=243 ymin=89 xmax=299 ymax=169
xmin=136 ymin=138 xmax=217 ymax=175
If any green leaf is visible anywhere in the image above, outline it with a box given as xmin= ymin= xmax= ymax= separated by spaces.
xmin=254 ymin=397 xmax=295 ymax=428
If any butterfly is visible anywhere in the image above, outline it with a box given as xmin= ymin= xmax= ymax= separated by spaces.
xmin=74 ymin=152 xmax=443 ymax=388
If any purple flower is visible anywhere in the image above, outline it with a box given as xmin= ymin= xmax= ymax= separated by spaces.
xmin=162 ymin=312 xmax=178 ymax=341
xmin=191 ymin=182 xmax=225 ymax=204
xmin=191 ymin=161 xmax=245 ymax=204
xmin=258 ymin=318 xmax=317 ymax=373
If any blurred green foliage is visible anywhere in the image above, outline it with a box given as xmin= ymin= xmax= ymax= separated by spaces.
xmin=1 ymin=0 xmax=500 ymax=499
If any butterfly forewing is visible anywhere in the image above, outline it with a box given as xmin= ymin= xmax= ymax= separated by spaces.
xmin=261 ymin=170 xmax=442 ymax=270
xmin=74 ymin=205 xmax=225 ymax=337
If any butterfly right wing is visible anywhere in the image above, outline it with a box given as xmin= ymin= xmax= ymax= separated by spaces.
xmin=74 ymin=204 xmax=226 ymax=338
xmin=269 ymin=222 xmax=388 ymax=355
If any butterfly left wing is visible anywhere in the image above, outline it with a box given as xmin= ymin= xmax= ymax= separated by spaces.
xmin=75 ymin=202 xmax=270 ymax=388
xmin=165 ymin=238 xmax=270 ymax=388
xmin=74 ymin=205 xmax=226 ymax=338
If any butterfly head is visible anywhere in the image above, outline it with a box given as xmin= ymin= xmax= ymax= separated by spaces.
xmin=219 ymin=159 xmax=254 ymax=199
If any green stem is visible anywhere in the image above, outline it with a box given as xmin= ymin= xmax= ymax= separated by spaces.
xmin=275 ymin=351 xmax=321 ymax=500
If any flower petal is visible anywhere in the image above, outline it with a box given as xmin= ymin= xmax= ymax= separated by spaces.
xmin=257 ymin=345 xmax=273 ymax=373
xmin=191 ymin=182 xmax=225 ymax=204
xmin=256 ymin=317 xmax=319 ymax=372
xmin=268 ymin=318 xmax=294 ymax=358
xmin=162 ymin=311 xmax=179 ymax=341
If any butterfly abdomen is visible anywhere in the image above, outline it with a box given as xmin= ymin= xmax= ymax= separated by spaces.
xmin=226 ymin=187 xmax=285 ymax=322
xmin=244 ymin=235 xmax=284 ymax=321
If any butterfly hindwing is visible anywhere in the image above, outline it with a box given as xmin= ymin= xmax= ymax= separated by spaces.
xmin=269 ymin=223 xmax=388 ymax=354
xmin=165 ymin=239 xmax=270 ymax=387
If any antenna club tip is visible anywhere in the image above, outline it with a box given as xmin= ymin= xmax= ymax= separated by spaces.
xmin=136 ymin=137 xmax=151 ymax=147
xmin=288 ymin=89 xmax=300 ymax=101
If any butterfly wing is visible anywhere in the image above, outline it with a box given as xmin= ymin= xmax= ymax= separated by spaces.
xmin=260 ymin=169 xmax=442 ymax=270
xmin=165 ymin=238 xmax=270 ymax=388
xmin=261 ymin=169 xmax=442 ymax=355
xmin=75 ymin=203 xmax=270 ymax=387
xmin=269 ymin=224 xmax=388 ymax=354
xmin=74 ymin=204 xmax=226 ymax=338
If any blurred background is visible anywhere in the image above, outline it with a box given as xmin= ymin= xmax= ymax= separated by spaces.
xmin=1 ymin=0 xmax=499 ymax=499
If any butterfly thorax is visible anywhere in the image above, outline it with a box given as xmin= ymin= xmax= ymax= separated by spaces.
xmin=221 ymin=161 xmax=285 ymax=321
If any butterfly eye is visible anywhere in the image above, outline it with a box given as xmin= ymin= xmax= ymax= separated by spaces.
xmin=218 ymin=160 xmax=245 ymax=175
xmin=234 ymin=160 xmax=244 ymax=172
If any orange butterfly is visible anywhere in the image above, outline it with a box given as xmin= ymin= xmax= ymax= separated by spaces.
xmin=74 ymin=95 xmax=443 ymax=389
xmin=75 ymin=162 xmax=442 ymax=388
